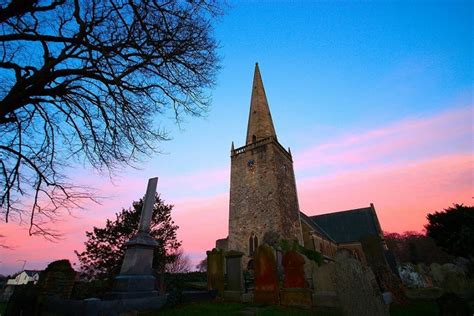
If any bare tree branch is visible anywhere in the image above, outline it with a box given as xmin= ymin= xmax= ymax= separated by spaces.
xmin=0 ymin=0 xmax=221 ymax=237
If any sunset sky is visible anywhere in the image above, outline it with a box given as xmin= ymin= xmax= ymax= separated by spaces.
xmin=0 ymin=1 xmax=472 ymax=275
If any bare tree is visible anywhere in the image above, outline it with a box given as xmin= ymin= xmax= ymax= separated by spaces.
xmin=0 ymin=0 xmax=221 ymax=237
xmin=165 ymin=248 xmax=191 ymax=273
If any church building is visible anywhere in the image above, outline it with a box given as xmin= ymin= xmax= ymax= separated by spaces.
xmin=216 ymin=63 xmax=386 ymax=267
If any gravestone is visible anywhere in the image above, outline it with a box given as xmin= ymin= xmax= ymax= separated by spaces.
xmin=224 ymin=250 xmax=244 ymax=301
xmin=107 ymin=177 xmax=160 ymax=299
xmin=38 ymin=260 xmax=76 ymax=299
xmin=430 ymin=263 xmax=469 ymax=298
xmin=302 ymin=255 xmax=317 ymax=289
xmin=253 ymin=244 xmax=279 ymax=304
xmin=280 ymin=251 xmax=312 ymax=308
xmin=207 ymin=248 xmax=225 ymax=296
xmin=333 ymin=249 xmax=389 ymax=316
xmin=282 ymin=251 xmax=307 ymax=288
xmin=311 ymin=262 xmax=339 ymax=308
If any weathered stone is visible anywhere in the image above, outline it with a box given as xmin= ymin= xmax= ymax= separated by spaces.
xmin=333 ymin=250 xmax=389 ymax=316
xmin=302 ymin=254 xmax=317 ymax=289
xmin=282 ymin=251 xmax=307 ymax=288
xmin=207 ymin=248 xmax=225 ymax=296
xmin=280 ymin=288 xmax=312 ymax=308
xmin=107 ymin=178 xmax=160 ymax=299
xmin=224 ymin=250 xmax=244 ymax=301
xmin=242 ymin=292 xmax=254 ymax=303
xmin=312 ymin=263 xmax=336 ymax=293
xmin=38 ymin=260 xmax=76 ymax=299
xmin=254 ymin=244 xmax=279 ymax=304
xmin=312 ymin=291 xmax=338 ymax=308
xmin=227 ymin=65 xmax=303 ymax=266
xmin=430 ymin=263 xmax=470 ymax=297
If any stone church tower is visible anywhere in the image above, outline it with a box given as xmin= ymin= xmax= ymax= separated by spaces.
xmin=227 ymin=63 xmax=303 ymax=259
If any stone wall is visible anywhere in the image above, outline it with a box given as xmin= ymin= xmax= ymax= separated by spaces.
xmin=228 ymin=139 xmax=303 ymax=264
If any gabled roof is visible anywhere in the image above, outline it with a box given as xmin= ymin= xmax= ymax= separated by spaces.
xmin=300 ymin=212 xmax=335 ymax=242
xmin=308 ymin=205 xmax=382 ymax=244
xmin=24 ymin=270 xmax=41 ymax=277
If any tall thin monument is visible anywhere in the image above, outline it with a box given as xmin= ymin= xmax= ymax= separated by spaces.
xmin=228 ymin=64 xmax=303 ymax=265
xmin=108 ymin=177 xmax=159 ymax=299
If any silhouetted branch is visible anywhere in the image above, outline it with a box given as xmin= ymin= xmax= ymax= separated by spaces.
xmin=0 ymin=0 xmax=221 ymax=237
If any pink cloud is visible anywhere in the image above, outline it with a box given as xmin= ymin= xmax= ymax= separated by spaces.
xmin=295 ymin=106 xmax=472 ymax=171
xmin=299 ymin=153 xmax=473 ymax=233
xmin=162 ymin=168 xmax=229 ymax=191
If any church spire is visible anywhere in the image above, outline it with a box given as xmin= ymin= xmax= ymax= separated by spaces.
xmin=245 ymin=63 xmax=276 ymax=145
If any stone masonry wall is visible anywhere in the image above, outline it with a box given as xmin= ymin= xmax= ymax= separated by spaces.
xmin=228 ymin=139 xmax=303 ymax=265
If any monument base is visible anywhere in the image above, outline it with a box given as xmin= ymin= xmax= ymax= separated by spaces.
xmin=254 ymin=290 xmax=279 ymax=304
xmin=105 ymin=275 xmax=158 ymax=300
xmin=280 ymin=288 xmax=312 ymax=308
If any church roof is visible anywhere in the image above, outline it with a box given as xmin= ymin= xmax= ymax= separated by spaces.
xmin=299 ymin=212 xmax=335 ymax=242
xmin=308 ymin=205 xmax=382 ymax=244
xmin=245 ymin=63 xmax=277 ymax=145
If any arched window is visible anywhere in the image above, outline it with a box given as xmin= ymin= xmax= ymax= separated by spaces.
xmin=249 ymin=235 xmax=254 ymax=256
xmin=249 ymin=233 xmax=259 ymax=256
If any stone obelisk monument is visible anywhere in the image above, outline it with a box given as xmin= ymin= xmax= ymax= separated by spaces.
xmin=108 ymin=177 xmax=159 ymax=299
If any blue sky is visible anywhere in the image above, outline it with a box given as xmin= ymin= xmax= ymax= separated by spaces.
xmin=147 ymin=0 xmax=472 ymax=196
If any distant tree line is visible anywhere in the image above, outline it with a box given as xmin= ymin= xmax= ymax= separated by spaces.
xmin=385 ymin=204 xmax=473 ymax=264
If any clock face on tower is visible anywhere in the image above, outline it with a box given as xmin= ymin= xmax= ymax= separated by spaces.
xmin=247 ymin=159 xmax=256 ymax=171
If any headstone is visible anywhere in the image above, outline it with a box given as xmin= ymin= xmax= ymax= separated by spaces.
xmin=360 ymin=235 xmax=407 ymax=304
xmin=107 ymin=177 xmax=160 ymax=299
xmin=282 ymin=251 xmax=307 ymax=288
xmin=333 ymin=249 xmax=389 ymax=316
xmin=254 ymin=244 xmax=279 ymax=304
xmin=311 ymin=262 xmax=339 ymax=308
xmin=430 ymin=263 xmax=469 ymax=298
xmin=280 ymin=251 xmax=312 ymax=308
xmin=224 ymin=250 xmax=244 ymax=301
xmin=38 ymin=260 xmax=76 ymax=299
xmin=302 ymin=254 xmax=317 ymax=289
xmin=207 ymin=248 xmax=225 ymax=296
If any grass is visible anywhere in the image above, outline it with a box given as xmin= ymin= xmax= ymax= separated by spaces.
xmin=140 ymin=301 xmax=343 ymax=316
xmin=140 ymin=299 xmax=452 ymax=316
xmin=0 ymin=302 xmax=7 ymax=316
xmin=390 ymin=300 xmax=440 ymax=316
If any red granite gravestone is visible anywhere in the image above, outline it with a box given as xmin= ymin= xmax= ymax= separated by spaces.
xmin=254 ymin=244 xmax=279 ymax=304
xmin=282 ymin=250 xmax=307 ymax=288
xmin=281 ymin=251 xmax=312 ymax=308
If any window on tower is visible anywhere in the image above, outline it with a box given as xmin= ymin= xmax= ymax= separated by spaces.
xmin=249 ymin=235 xmax=254 ymax=255
xmin=249 ymin=234 xmax=259 ymax=256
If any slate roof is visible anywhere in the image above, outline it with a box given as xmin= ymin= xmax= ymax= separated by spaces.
xmin=307 ymin=206 xmax=381 ymax=244
xmin=299 ymin=212 xmax=335 ymax=242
